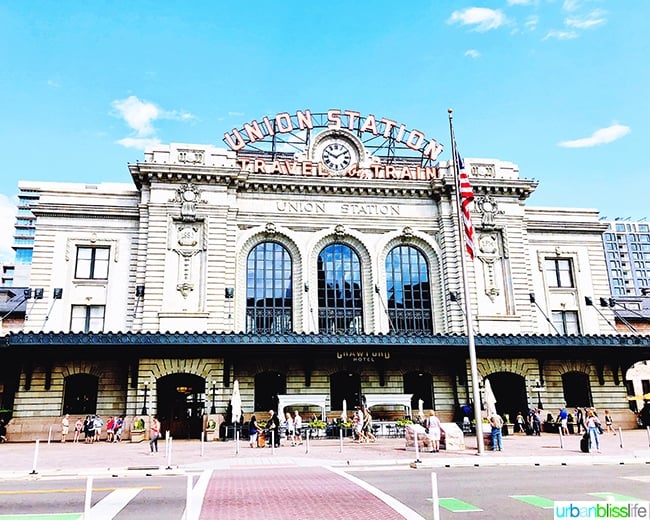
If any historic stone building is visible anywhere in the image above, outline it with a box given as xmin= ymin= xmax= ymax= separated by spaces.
xmin=2 ymin=109 xmax=649 ymax=440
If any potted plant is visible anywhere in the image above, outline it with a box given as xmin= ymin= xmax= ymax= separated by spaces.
xmin=307 ymin=419 xmax=326 ymax=438
xmin=130 ymin=417 xmax=145 ymax=443
xmin=205 ymin=418 xmax=217 ymax=441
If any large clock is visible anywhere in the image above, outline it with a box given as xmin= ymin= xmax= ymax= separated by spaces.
xmin=320 ymin=140 xmax=354 ymax=172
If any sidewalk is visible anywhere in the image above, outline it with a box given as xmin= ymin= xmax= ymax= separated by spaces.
xmin=1 ymin=428 xmax=649 ymax=479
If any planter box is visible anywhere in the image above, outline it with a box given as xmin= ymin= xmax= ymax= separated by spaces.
xmin=131 ymin=430 xmax=145 ymax=443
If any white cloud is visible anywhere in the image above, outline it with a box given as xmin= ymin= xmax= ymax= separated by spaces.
xmin=0 ymin=194 xmax=17 ymax=265
xmin=558 ymin=124 xmax=630 ymax=148
xmin=543 ymin=29 xmax=578 ymax=40
xmin=524 ymin=16 xmax=539 ymax=31
xmin=507 ymin=0 xmax=532 ymax=5
xmin=111 ymin=96 xmax=195 ymax=149
xmin=447 ymin=8 xmax=506 ymax=32
xmin=228 ymin=111 xmax=245 ymax=117
xmin=47 ymin=79 xmax=61 ymax=88
xmin=562 ymin=0 xmax=581 ymax=12
xmin=465 ymin=49 xmax=481 ymax=58
xmin=116 ymin=137 xmax=162 ymax=151
xmin=565 ymin=11 xmax=607 ymax=29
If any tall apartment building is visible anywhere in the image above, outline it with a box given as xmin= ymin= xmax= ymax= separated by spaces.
xmin=602 ymin=220 xmax=650 ymax=296
xmin=11 ymin=185 xmax=39 ymax=287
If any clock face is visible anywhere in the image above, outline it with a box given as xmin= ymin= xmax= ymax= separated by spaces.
xmin=321 ymin=141 xmax=353 ymax=172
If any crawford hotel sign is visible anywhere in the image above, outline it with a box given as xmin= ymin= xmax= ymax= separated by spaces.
xmin=223 ymin=109 xmax=444 ymax=181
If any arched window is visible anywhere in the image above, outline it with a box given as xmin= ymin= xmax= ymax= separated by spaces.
xmin=317 ymin=243 xmax=363 ymax=333
xmin=403 ymin=371 xmax=433 ymax=411
xmin=562 ymin=372 xmax=593 ymax=408
xmin=246 ymin=242 xmax=292 ymax=333
xmin=62 ymin=374 xmax=98 ymax=415
xmin=254 ymin=371 xmax=286 ymax=412
xmin=330 ymin=371 xmax=362 ymax=410
xmin=385 ymin=245 xmax=432 ymax=332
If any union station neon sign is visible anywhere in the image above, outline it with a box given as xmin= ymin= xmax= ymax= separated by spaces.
xmin=223 ymin=108 xmax=443 ymax=162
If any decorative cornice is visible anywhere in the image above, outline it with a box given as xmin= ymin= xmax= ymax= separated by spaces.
xmin=5 ymin=331 xmax=650 ymax=349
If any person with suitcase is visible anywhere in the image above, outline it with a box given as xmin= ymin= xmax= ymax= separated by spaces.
xmin=585 ymin=410 xmax=601 ymax=452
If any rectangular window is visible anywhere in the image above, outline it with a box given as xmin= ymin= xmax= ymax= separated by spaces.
xmin=551 ymin=310 xmax=580 ymax=334
xmin=70 ymin=305 xmax=105 ymax=332
xmin=545 ymin=258 xmax=574 ymax=288
xmin=75 ymin=247 xmax=109 ymax=279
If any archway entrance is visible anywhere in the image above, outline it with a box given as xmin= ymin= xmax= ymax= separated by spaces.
xmin=156 ymin=373 xmax=205 ymax=439
xmin=487 ymin=372 xmax=528 ymax=424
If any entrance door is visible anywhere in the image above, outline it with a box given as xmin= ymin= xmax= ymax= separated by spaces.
xmin=156 ymin=374 xmax=206 ymax=439
xmin=487 ymin=372 xmax=528 ymax=425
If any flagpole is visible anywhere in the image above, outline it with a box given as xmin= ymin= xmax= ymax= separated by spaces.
xmin=448 ymin=108 xmax=484 ymax=455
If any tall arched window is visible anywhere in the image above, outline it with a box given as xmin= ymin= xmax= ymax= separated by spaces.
xmin=62 ymin=374 xmax=98 ymax=415
xmin=246 ymin=242 xmax=292 ymax=333
xmin=317 ymin=243 xmax=363 ymax=333
xmin=385 ymin=245 xmax=432 ymax=332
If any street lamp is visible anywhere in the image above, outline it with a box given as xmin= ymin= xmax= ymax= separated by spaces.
xmin=531 ymin=380 xmax=545 ymax=410
xmin=141 ymin=381 xmax=149 ymax=415
xmin=210 ymin=381 xmax=216 ymax=414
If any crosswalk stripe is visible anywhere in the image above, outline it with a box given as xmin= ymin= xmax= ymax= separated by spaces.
xmin=438 ymin=498 xmax=482 ymax=512
xmin=590 ymin=492 xmax=648 ymax=502
xmin=90 ymin=487 xmax=142 ymax=518
xmin=511 ymin=495 xmax=554 ymax=508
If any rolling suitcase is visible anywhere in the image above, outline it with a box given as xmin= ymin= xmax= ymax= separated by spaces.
xmin=580 ymin=432 xmax=590 ymax=453
xmin=257 ymin=431 xmax=265 ymax=448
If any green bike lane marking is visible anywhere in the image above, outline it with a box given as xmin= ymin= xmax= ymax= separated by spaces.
xmin=590 ymin=492 xmax=649 ymax=502
xmin=0 ymin=515 xmax=80 ymax=520
xmin=437 ymin=498 xmax=483 ymax=512
xmin=511 ymin=495 xmax=554 ymax=508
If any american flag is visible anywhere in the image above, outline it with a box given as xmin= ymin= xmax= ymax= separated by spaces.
xmin=457 ymin=152 xmax=475 ymax=260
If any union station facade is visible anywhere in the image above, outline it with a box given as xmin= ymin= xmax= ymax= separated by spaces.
xmin=2 ymin=109 xmax=649 ymax=440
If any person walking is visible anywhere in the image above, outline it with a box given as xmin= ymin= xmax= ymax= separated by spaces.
xmin=284 ymin=412 xmax=294 ymax=446
xmin=604 ymin=410 xmax=615 ymax=434
xmin=61 ymin=414 xmax=70 ymax=443
xmin=489 ymin=413 xmax=504 ymax=451
xmin=575 ymin=407 xmax=585 ymax=434
xmin=149 ymin=416 xmax=161 ymax=454
xmin=293 ymin=410 xmax=303 ymax=445
xmin=426 ymin=411 xmax=442 ymax=452
xmin=248 ymin=415 xmax=260 ymax=448
xmin=585 ymin=410 xmax=601 ymax=452
xmin=266 ymin=410 xmax=280 ymax=447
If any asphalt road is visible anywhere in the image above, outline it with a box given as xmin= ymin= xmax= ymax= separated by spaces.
xmin=350 ymin=464 xmax=650 ymax=519
xmin=1 ymin=464 xmax=649 ymax=519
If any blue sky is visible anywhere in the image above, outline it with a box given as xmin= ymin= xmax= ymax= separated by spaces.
xmin=1 ymin=0 xmax=648 ymax=263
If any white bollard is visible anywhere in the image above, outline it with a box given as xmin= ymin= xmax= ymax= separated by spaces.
xmin=48 ymin=425 xmax=53 ymax=444
xmin=185 ymin=474 xmax=193 ymax=520
xmin=339 ymin=428 xmax=343 ymax=453
xmin=646 ymin=426 xmax=650 ymax=448
xmin=271 ymin=430 xmax=275 ymax=455
xmin=617 ymin=426 xmax=623 ymax=449
xmin=235 ymin=431 xmax=240 ymax=455
xmin=165 ymin=430 xmax=170 ymax=459
xmin=414 ymin=429 xmax=421 ymax=463
xmin=305 ymin=429 xmax=310 ymax=454
xmin=30 ymin=439 xmax=39 ymax=474
xmin=431 ymin=472 xmax=440 ymax=520
xmin=166 ymin=437 xmax=173 ymax=469
xmin=83 ymin=476 xmax=93 ymax=519
xmin=200 ymin=431 xmax=205 ymax=457
xmin=558 ymin=427 xmax=564 ymax=449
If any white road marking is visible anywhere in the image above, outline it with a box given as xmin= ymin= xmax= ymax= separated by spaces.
xmin=90 ymin=487 xmax=142 ymax=517
xmin=327 ymin=466 xmax=425 ymax=519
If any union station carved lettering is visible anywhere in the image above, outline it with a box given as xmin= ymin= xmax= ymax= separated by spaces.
xmin=275 ymin=201 xmax=399 ymax=216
